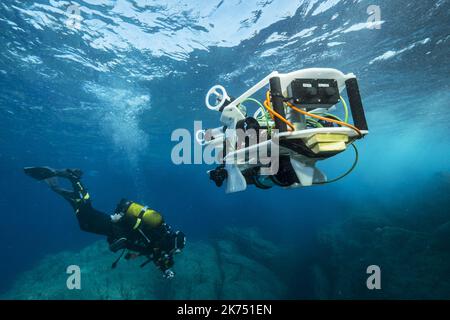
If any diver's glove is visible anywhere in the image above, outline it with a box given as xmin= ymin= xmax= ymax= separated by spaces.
xmin=110 ymin=212 xmax=124 ymax=223
xmin=163 ymin=269 xmax=175 ymax=279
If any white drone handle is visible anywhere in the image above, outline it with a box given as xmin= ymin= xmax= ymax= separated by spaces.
xmin=253 ymin=108 xmax=264 ymax=119
xmin=205 ymin=85 xmax=230 ymax=111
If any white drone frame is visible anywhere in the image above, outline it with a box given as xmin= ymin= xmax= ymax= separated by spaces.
xmin=203 ymin=68 xmax=369 ymax=193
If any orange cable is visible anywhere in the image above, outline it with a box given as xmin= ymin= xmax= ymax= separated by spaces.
xmin=263 ymin=91 xmax=295 ymax=131
xmin=285 ymin=101 xmax=362 ymax=137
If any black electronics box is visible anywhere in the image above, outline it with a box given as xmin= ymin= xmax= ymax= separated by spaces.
xmin=287 ymin=79 xmax=340 ymax=109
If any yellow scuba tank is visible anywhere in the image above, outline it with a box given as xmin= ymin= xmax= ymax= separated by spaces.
xmin=118 ymin=200 xmax=163 ymax=230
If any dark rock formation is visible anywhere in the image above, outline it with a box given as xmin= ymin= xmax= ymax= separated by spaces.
xmin=314 ymin=213 xmax=450 ymax=299
xmin=1 ymin=227 xmax=287 ymax=300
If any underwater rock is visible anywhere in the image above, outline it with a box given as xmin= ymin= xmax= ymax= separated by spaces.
xmin=430 ymin=221 xmax=450 ymax=251
xmin=1 ymin=241 xmax=162 ymax=300
xmin=1 ymin=228 xmax=287 ymax=300
xmin=215 ymin=239 xmax=286 ymax=299
xmin=165 ymin=242 xmax=222 ymax=299
xmin=435 ymin=171 xmax=450 ymax=186
xmin=311 ymin=264 xmax=332 ymax=300
xmin=219 ymin=227 xmax=283 ymax=264
xmin=315 ymin=213 xmax=450 ymax=299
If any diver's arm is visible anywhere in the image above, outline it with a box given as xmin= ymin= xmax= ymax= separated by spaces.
xmin=156 ymin=255 xmax=175 ymax=278
xmin=163 ymin=269 xmax=175 ymax=279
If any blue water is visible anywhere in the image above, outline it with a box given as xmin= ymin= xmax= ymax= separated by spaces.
xmin=0 ymin=0 xmax=449 ymax=299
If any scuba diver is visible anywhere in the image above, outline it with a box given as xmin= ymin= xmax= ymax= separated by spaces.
xmin=23 ymin=166 xmax=186 ymax=279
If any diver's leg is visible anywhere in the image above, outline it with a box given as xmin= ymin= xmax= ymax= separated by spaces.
xmin=46 ymin=171 xmax=114 ymax=237
xmin=46 ymin=177 xmax=88 ymax=210
xmin=25 ymin=167 xmax=115 ymax=237
xmin=27 ymin=167 xmax=86 ymax=210
xmin=76 ymin=202 xmax=114 ymax=237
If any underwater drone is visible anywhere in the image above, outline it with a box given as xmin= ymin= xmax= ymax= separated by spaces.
xmin=199 ymin=68 xmax=369 ymax=193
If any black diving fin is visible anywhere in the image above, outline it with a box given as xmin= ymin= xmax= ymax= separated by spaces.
xmin=24 ymin=167 xmax=83 ymax=181
xmin=24 ymin=166 xmax=57 ymax=181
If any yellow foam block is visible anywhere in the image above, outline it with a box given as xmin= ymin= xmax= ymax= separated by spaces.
xmin=306 ymin=133 xmax=349 ymax=148
xmin=311 ymin=141 xmax=347 ymax=154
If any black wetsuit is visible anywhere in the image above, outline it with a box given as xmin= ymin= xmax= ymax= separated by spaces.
xmin=50 ymin=175 xmax=177 ymax=272
xmin=48 ymin=176 xmax=114 ymax=236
